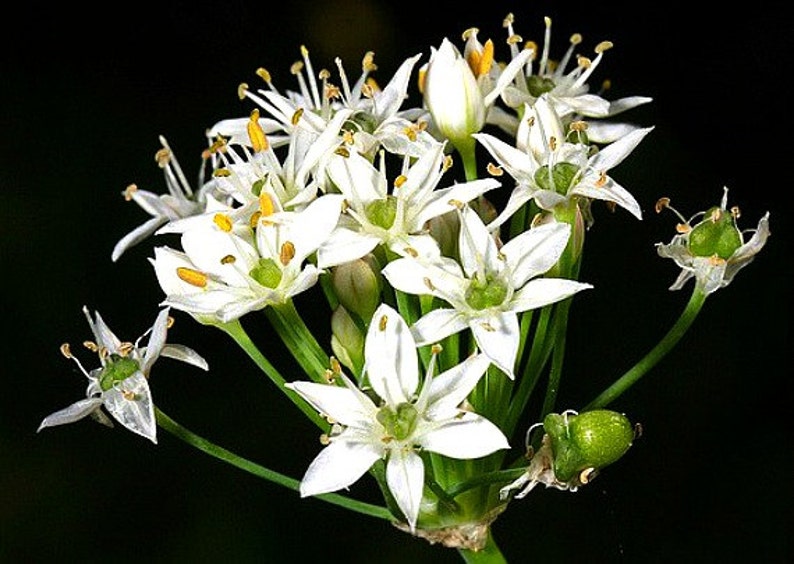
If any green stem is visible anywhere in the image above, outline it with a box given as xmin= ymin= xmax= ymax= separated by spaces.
xmin=539 ymin=298 xmax=573 ymax=419
xmin=266 ymin=300 xmax=330 ymax=383
xmin=457 ymin=529 xmax=507 ymax=564
xmin=155 ymin=406 xmax=393 ymax=521
xmin=584 ymin=286 xmax=708 ymax=410
xmin=218 ymin=319 xmax=326 ymax=429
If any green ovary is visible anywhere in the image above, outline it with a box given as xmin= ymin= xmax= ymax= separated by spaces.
xmin=377 ymin=403 xmax=419 ymax=441
xmin=249 ymin=258 xmax=283 ymax=288
xmin=534 ymin=162 xmax=579 ymax=196
xmin=98 ymin=355 xmax=140 ymax=391
xmin=527 ymin=75 xmax=556 ymax=97
xmin=688 ymin=207 xmax=743 ymax=259
xmin=365 ymin=196 xmax=398 ymax=230
xmin=465 ymin=276 xmax=508 ymax=310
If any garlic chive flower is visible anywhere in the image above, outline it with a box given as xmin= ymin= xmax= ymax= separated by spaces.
xmin=38 ymin=307 xmax=208 ymax=443
xmin=656 ymin=187 xmax=771 ymax=295
xmin=152 ymin=193 xmax=343 ymax=323
xmin=285 ymin=303 xmax=509 ymax=532
xmin=112 ymin=136 xmax=228 ymax=262
xmin=316 ymin=141 xmax=499 ymax=267
xmin=382 ymin=206 xmax=592 ymax=378
xmin=475 ymin=95 xmax=652 ymax=230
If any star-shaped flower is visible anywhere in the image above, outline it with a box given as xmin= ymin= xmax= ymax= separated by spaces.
xmin=285 ymin=303 xmax=509 ymax=532
xmin=382 ymin=206 xmax=592 ymax=378
xmin=474 ymin=94 xmax=652 ymax=230
xmin=316 ymin=140 xmax=499 ymax=267
xmin=38 ymin=307 xmax=208 ymax=443
xmin=656 ymin=187 xmax=771 ymax=295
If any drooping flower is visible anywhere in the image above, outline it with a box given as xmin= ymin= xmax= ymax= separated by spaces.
xmin=656 ymin=187 xmax=771 ymax=295
xmin=285 ymin=303 xmax=509 ymax=532
xmin=111 ymin=137 xmax=229 ymax=262
xmin=152 ymin=193 xmax=344 ymax=323
xmin=474 ymin=94 xmax=652 ymax=230
xmin=315 ymin=140 xmax=499 ymax=267
xmin=382 ymin=205 xmax=592 ymax=378
xmin=37 ymin=307 xmax=208 ymax=443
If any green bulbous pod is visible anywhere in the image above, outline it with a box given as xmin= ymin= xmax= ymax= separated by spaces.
xmin=543 ymin=409 xmax=635 ymax=484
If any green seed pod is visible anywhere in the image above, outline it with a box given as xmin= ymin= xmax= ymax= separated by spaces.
xmin=543 ymin=409 xmax=635 ymax=484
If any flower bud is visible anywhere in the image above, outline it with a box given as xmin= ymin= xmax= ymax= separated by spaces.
xmin=330 ymin=305 xmax=365 ymax=375
xmin=331 ymin=255 xmax=382 ymax=322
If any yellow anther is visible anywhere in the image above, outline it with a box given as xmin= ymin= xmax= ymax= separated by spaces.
xmin=123 ymin=184 xmax=138 ymax=201
xmin=213 ymin=168 xmax=231 ymax=177
xmin=205 ymin=136 xmax=228 ymax=156
xmin=676 ymin=223 xmax=691 ymax=234
xmin=448 ymin=199 xmax=464 ymax=209
xmin=177 ymin=267 xmax=208 ymax=288
xmin=595 ymin=41 xmax=613 ymax=54
xmin=213 ymin=213 xmax=233 ymax=232
xmin=155 ymin=147 xmax=171 ymax=168
xmin=602 ymin=79 xmax=612 ymax=90
xmin=361 ymin=82 xmax=375 ymax=99
xmin=506 ymin=34 xmax=523 ymax=45
xmin=249 ymin=211 xmax=262 ymax=229
xmin=480 ymin=321 xmax=496 ymax=332
xmin=221 ymin=254 xmax=236 ymax=265
xmin=655 ymin=197 xmax=671 ymax=214
xmin=526 ymin=115 xmax=536 ymax=127
xmin=570 ymin=120 xmax=588 ymax=131
xmin=122 ymin=390 xmax=136 ymax=401
xmin=83 ymin=340 xmax=99 ymax=353
xmin=362 ymin=51 xmax=377 ymax=72
xmin=237 ymin=83 xmax=249 ymax=100
xmin=335 ymin=146 xmax=351 ymax=158
xmin=709 ymin=255 xmax=727 ymax=266
xmin=467 ymin=38 xmax=494 ymax=77
xmin=330 ymin=356 xmax=342 ymax=375
xmin=417 ymin=67 xmax=427 ymax=94
xmin=731 ymin=205 xmax=741 ymax=219
xmin=323 ymin=369 xmax=336 ymax=383
xmin=167 ymin=316 xmax=175 ymax=329
xmin=431 ymin=343 xmax=443 ymax=355
xmin=579 ymin=468 xmax=597 ymax=484
xmin=291 ymin=108 xmax=304 ymax=126
xmin=247 ymin=109 xmax=269 ymax=153
xmin=259 ymin=192 xmax=276 ymax=217
xmin=595 ymin=171 xmax=608 ymax=187
xmin=403 ymin=247 xmax=419 ymax=258
xmin=709 ymin=208 xmax=723 ymax=222
xmin=394 ymin=174 xmax=408 ymax=188
xmin=255 ymin=67 xmax=271 ymax=83
xmin=300 ymin=44 xmax=310 ymax=58
xmin=577 ymin=55 xmax=592 ymax=69
xmin=462 ymin=27 xmax=478 ymax=41
xmin=279 ymin=241 xmax=296 ymax=266
xmin=503 ymin=13 xmax=514 ymax=27
xmin=60 ymin=343 xmax=72 ymax=359
xmin=290 ymin=61 xmax=304 ymax=75
xmin=325 ymin=83 xmax=341 ymax=100
xmin=423 ymin=277 xmax=435 ymax=291
xmin=379 ymin=314 xmax=388 ymax=331
xmin=549 ymin=136 xmax=558 ymax=151
xmin=320 ymin=434 xmax=331 ymax=445
xmin=525 ymin=40 xmax=538 ymax=60
xmin=118 ymin=342 xmax=134 ymax=357
xmin=442 ymin=154 xmax=454 ymax=172
xmin=319 ymin=68 xmax=331 ymax=80
xmin=486 ymin=162 xmax=503 ymax=176
xmin=570 ymin=33 xmax=583 ymax=45
xmin=404 ymin=126 xmax=417 ymax=142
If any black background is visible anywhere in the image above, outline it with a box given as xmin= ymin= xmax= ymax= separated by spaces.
xmin=2 ymin=1 xmax=790 ymax=562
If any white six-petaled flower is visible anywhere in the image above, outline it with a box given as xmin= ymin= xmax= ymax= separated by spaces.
xmin=382 ymin=206 xmax=592 ymax=378
xmin=285 ymin=303 xmax=509 ymax=532
xmin=38 ymin=307 xmax=208 ymax=443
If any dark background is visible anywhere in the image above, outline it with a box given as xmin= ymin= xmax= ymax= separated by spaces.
xmin=2 ymin=1 xmax=790 ymax=562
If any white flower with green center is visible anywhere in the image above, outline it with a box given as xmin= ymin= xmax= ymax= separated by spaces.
xmin=495 ymin=14 xmax=652 ymax=143
xmin=382 ymin=206 xmax=592 ymax=378
xmin=316 ymin=141 xmax=499 ymax=267
xmin=420 ymin=35 xmax=532 ymax=153
xmin=112 ymin=136 xmax=229 ymax=262
xmin=656 ymin=187 xmax=771 ymax=294
xmin=151 ymin=193 xmax=343 ymax=323
xmin=37 ymin=307 xmax=208 ymax=443
xmin=285 ymin=303 xmax=509 ymax=532
xmin=474 ymin=95 xmax=652 ymax=230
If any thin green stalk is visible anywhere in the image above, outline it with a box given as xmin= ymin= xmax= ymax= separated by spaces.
xmin=584 ymin=286 xmax=708 ymax=410
xmin=155 ymin=407 xmax=392 ymax=521
xmin=457 ymin=530 xmax=507 ymax=564
xmin=539 ymin=298 xmax=573 ymax=419
xmin=218 ymin=319 xmax=326 ymax=429
xmin=266 ymin=300 xmax=330 ymax=382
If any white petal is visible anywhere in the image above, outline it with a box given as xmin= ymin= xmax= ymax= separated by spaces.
xmin=470 ymin=312 xmax=519 ymax=379
xmin=160 ymin=344 xmax=209 ymax=371
xmin=299 ymin=439 xmax=382 ymax=497
xmin=410 ymin=309 xmax=468 ymax=346
xmin=382 ymin=257 xmax=464 ymax=298
xmin=112 ymin=216 xmax=168 ymax=262
xmin=509 ymin=278 xmax=592 ymax=313
xmin=424 ymin=353 xmax=491 ymax=418
xmin=459 ymin=206 xmax=500 ymax=278
xmin=420 ymin=414 xmax=509 ymax=458
xmin=37 ymin=397 xmax=104 ymax=432
xmin=502 ymin=221 xmax=571 ymax=287
xmin=364 ymin=304 xmax=418 ymax=405
xmin=316 ymin=228 xmax=381 ymax=269
xmin=102 ymin=372 xmax=157 ymax=443
xmin=386 ymin=449 xmax=425 ymax=532
xmin=141 ymin=308 xmax=170 ymax=373
xmin=589 ymin=126 xmax=654 ymax=172
xmin=286 ymin=381 xmax=375 ymax=427
xmin=573 ymin=177 xmax=643 ymax=220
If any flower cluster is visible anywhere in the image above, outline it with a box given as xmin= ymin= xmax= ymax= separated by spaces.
xmin=40 ymin=12 xmax=770 ymax=560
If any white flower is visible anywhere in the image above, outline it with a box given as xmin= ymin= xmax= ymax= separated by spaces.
xmin=656 ymin=187 xmax=771 ymax=294
xmin=151 ymin=193 xmax=343 ymax=323
xmin=316 ymin=141 xmax=499 ymax=267
xmin=474 ymin=95 xmax=652 ymax=229
xmin=285 ymin=303 xmax=509 ymax=532
xmin=112 ymin=136 xmax=228 ymax=262
xmin=37 ymin=307 xmax=208 ymax=443
xmin=382 ymin=206 xmax=592 ymax=378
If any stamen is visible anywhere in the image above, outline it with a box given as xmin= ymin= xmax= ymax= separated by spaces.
xmin=486 ymin=162 xmax=503 ymax=176
xmin=676 ymin=223 xmax=691 ymax=234
xmin=247 ymin=109 xmax=269 ymax=152
xmin=503 ymin=12 xmax=514 ymax=27
xmin=394 ymin=174 xmax=407 ymax=188
xmin=213 ymin=213 xmax=233 ymax=232
xmin=249 ymin=211 xmax=261 ymax=229
xmin=442 ymin=155 xmax=454 ymax=172
xmin=506 ymin=34 xmax=523 ymax=45
xmin=255 ymin=67 xmax=271 ymax=84
xmin=379 ymin=314 xmax=388 ymax=331
xmin=570 ymin=33 xmax=583 ymax=46
xmin=731 ymin=206 xmax=741 ymax=219
xmin=237 ymin=83 xmax=248 ymax=100
xmin=221 ymin=255 xmax=236 ymax=265
xmin=118 ymin=342 xmax=134 ymax=357
xmin=362 ymin=51 xmax=377 ymax=73
xmin=177 ymin=267 xmax=208 ymax=288
xmin=430 ymin=343 xmax=443 ymax=355
xmin=403 ymin=247 xmax=418 ymax=258
xmin=655 ymin=197 xmax=671 ymax=213
xmin=423 ymin=277 xmax=435 ymax=291
xmin=167 ymin=316 xmax=175 ymax=329
xmin=154 ymin=147 xmax=171 ymax=168
xmin=213 ymin=169 xmax=231 ymax=178
xmin=335 ymin=146 xmax=351 ymax=158
xmin=279 ymin=241 xmax=296 ymax=266
xmin=595 ymin=171 xmax=607 ymax=187
xmin=122 ymin=390 xmax=136 ymax=401
xmin=60 ymin=343 xmax=72 ymax=358
xmin=595 ymin=41 xmax=613 ymax=54
xmin=549 ymin=136 xmax=558 ymax=151
xmin=123 ymin=184 xmax=137 ymax=201
xmin=291 ymin=108 xmax=304 ymax=126
xmin=260 ymin=192 xmax=276 ymax=217
xmin=319 ymin=433 xmax=331 ymax=445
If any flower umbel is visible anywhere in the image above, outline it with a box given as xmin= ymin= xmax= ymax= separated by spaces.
xmin=285 ymin=303 xmax=509 ymax=532
xmin=38 ymin=307 xmax=208 ymax=443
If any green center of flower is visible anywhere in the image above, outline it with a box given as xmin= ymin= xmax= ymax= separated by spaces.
xmin=349 ymin=112 xmax=379 ymax=135
xmin=527 ymin=75 xmax=556 ymax=97
xmin=465 ymin=275 xmax=509 ymax=310
xmin=688 ymin=207 xmax=743 ymax=259
xmin=534 ymin=162 xmax=579 ymax=196
xmin=249 ymin=258 xmax=283 ymax=288
xmin=377 ymin=402 xmax=419 ymax=441
xmin=365 ymin=196 xmax=398 ymax=230
xmin=98 ymin=355 xmax=140 ymax=391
